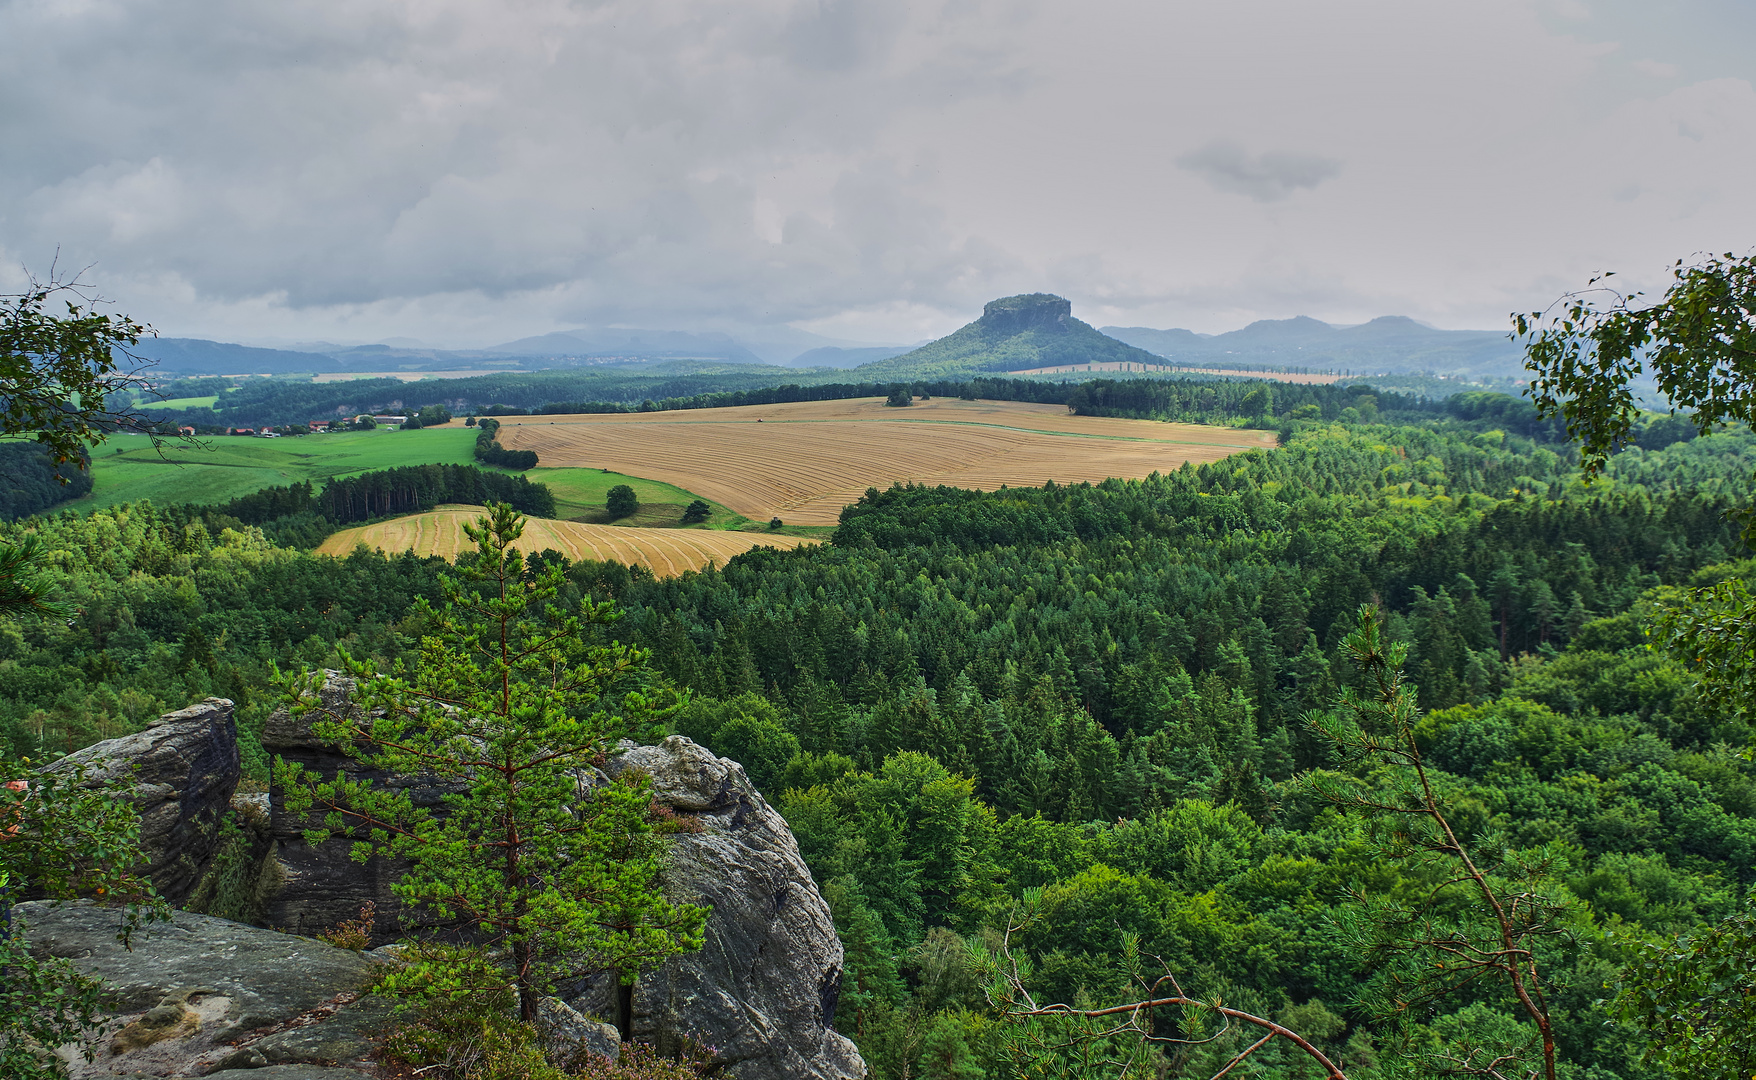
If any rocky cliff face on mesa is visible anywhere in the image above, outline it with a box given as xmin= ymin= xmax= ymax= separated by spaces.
xmin=976 ymin=293 xmax=1073 ymax=336
xmin=27 ymin=691 xmax=865 ymax=1080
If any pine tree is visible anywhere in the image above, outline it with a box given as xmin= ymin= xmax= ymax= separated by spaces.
xmin=277 ymin=503 xmax=708 ymax=1025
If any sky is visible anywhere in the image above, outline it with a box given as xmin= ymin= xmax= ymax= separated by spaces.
xmin=3 ymin=0 xmax=1755 ymax=348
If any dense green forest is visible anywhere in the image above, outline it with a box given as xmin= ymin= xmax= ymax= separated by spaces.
xmin=0 ymin=443 xmax=91 ymax=520
xmin=4 ymin=393 xmax=1753 ymax=1077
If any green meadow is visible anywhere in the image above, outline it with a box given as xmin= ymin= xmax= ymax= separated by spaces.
xmin=79 ymin=426 xmax=481 ymax=512
xmin=76 ymin=428 xmax=772 ymax=530
xmin=77 ymin=426 xmax=808 ymax=532
xmin=529 ymin=467 xmax=754 ymax=529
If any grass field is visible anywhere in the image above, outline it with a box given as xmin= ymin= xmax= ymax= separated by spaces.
xmin=526 ymin=467 xmax=764 ymax=529
xmin=147 ymin=394 xmax=220 ymax=409
xmin=78 ymin=426 xmax=480 ymax=511
xmin=497 ymin=398 xmax=1274 ymax=526
xmin=317 ymin=506 xmax=814 ymax=576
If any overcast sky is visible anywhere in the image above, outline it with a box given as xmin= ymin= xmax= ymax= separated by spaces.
xmin=3 ymin=0 xmax=1754 ymax=347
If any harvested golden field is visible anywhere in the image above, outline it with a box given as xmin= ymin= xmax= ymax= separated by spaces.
xmin=499 ymin=398 xmax=1273 ymax=525
xmin=317 ymin=506 xmax=815 ymax=576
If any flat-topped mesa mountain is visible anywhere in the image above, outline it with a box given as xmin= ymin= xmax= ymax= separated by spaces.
xmin=854 ymin=293 xmax=1170 ymax=380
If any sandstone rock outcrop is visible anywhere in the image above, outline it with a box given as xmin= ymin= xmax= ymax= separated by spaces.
xmin=569 ymin=737 xmax=865 ymax=1080
xmin=257 ymin=675 xmax=865 ymax=1079
xmin=44 ymin=698 xmax=241 ymax=904
xmin=258 ymin=671 xmax=468 ymax=941
xmin=27 ymin=673 xmax=866 ymax=1078
xmin=19 ymin=899 xmax=381 ymax=1078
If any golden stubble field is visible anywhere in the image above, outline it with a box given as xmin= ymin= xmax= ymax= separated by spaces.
xmin=317 ymin=506 xmax=815 ymax=576
xmin=497 ymin=398 xmax=1275 ymax=525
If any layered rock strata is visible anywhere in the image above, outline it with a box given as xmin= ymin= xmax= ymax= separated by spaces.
xmin=45 ymin=697 xmax=241 ymax=904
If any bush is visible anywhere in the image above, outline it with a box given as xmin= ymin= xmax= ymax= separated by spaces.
xmin=607 ymin=485 xmax=638 ymax=519
xmin=769 ymin=517 xmax=783 ymax=529
xmin=681 ymin=500 xmax=711 ymax=524
xmin=382 ymin=993 xmax=718 ymax=1080
xmin=382 ymin=992 xmax=563 ymax=1080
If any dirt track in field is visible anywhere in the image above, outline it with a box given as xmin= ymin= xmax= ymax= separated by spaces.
xmin=497 ymin=398 xmax=1273 ymax=525
xmin=317 ymin=506 xmax=814 ymax=576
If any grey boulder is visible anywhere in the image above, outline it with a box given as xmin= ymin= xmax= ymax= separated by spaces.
xmin=569 ymin=736 xmax=866 ymax=1080
xmin=44 ymin=698 xmax=241 ymax=904
xmin=259 ymin=671 xmax=459 ymax=942
xmin=537 ymin=996 xmax=621 ymax=1066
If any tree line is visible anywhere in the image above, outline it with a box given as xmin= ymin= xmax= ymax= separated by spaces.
xmin=471 ymin=417 xmax=538 ymax=470
xmin=184 ymin=463 xmax=556 ymax=548
xmin=0 ymin=443 xmax=92 ymax=521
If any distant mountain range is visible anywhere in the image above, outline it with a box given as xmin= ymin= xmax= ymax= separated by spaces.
xmin=127 ymin=301 xmax=1526 ymax=381
xmin=841 ymin=298 xmax=1528 ymax=383
xmin=1101 ymin=316 xmax=1524 ymax=378
xmin=128 ymin=326 xmax=898 ymax=377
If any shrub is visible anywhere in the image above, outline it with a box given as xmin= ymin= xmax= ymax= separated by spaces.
xmin=317 ymin=901 xmax=377 ymax=951
xmin=606 ymin=485 xmax=638 ymax=519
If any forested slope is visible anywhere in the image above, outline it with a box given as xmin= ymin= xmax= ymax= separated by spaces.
xmin=1 ymin=410 xmax=1751 ymax=1078
xmin=0 ymin=443 xmax=92 ymax=520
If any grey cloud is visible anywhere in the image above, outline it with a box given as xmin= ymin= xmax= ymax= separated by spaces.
xmin=3 ymin=0 xmax=1754 ymax=344
xmin=0 ymin=0 xmax=1030 ymax=327
xmin=1176 ymin=141 xmax=1342 ymax=202
xmin=784 ymin=0 xmax=902 ymax=71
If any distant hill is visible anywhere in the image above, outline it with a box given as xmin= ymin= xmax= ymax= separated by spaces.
xmin=127 ymin=326 xmax=884 ymax=376
xmin=855 ymin=294 xmax=1166 ymax=380
xmin=483 ymin=329 xmax=767 ymax=365
xmin=787 ymin=345 xmax=914 ymax=369
xmin=1103 ymin=316 xmax=1525 ymax=378
xmin=129 ymin=338 xmax=349 ymax=375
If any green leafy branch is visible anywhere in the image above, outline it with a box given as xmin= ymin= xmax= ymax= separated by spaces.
xmin=1299 ymin=605 xmax=1568 ymax=1080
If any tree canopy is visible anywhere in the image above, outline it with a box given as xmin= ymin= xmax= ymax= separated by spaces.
xmin=1 ymin=272 xmax=156 ymax=469
xmin=1514 ymin=251 xmax=1756 ymax=478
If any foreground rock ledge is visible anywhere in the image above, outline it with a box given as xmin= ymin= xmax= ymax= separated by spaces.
xmin=19 ymin=899 xmax=381 ymax=1079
